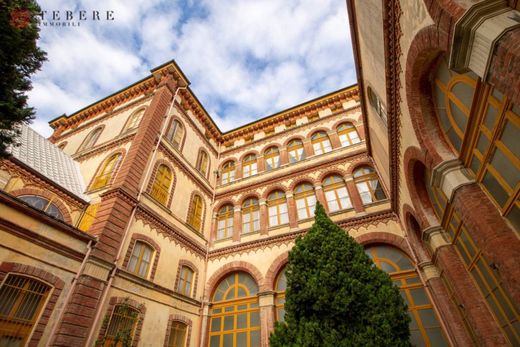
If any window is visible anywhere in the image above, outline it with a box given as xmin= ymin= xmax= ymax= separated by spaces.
xmin=167 ymin=321 xmax=188 ymax=347
xmin=208 ymin=272 xmax=260 ymax=347
xmin=323 ymin=175 xmax=352 ymax=212
xmin=18 ymin=195 xmax=64 ymax=221
xmin=433 ymin=58 xmax=477 ymax=153
xmin=221 ymin=161 xmax=235 ymax=185
xmin=104 ymin=304 xmax=139 ymax=346
xmin=217 ymin=205 xmax=234 ymax=240
xmin=242 ymin=198 xmax=260 ymax=234
xmin=150 ymin=164 xmax=173 ymax=205
xmin=177 ymin=266 xmax=194 ymax=297
xmin=166 ymin=119 xmax=184 ymax=149
xmin=294 ymin=183 xmax=316 ymax=220
xmin=337 ymin=123 xmax=361 ymax=147
xmin=287 ymin=139 xmax=305 ymax=163
xmin=78 ymin=126 xmax=103 ymax=153
xmin=267 ymin=191 xmax=289 ymax=227
xmin=264 ymin=147 xmax=280 ymax=171
xmin=367 ymin=86 xmax=388 ymax=124
xmin=275 ymin=267 xmax=287 ymax=322
xmin=353 ymin=166 xmax=386 ymax=204
xmin=91 ymin=153 xmax=122 ymax=190
xmin=123 ymin=109 xmax=145 ymax=132
xmin=0 ymin=275 xmax=51 ymax=345
xmin=311 ymin=131 xmax=332 ymax=155
xmin=366 ymin=245 xmax=449 ymax=347
xmin=196 ymin=150 xmax=209 ymax=177
xmin=187 ymin=195 xmax=203 ymax=232
xmin=127 ymin=241 xmax=154 ymax=278
xmin=242 ymin=154 xmax=257 ymax=178
xmin=57 ymin=142 xmax=67 ymax=150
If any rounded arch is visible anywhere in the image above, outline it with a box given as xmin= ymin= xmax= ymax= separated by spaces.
xmin=306 ymin=127 xmax=331 ymax=139
xmin=147 ymin=159 xmax=176 ymax=208
xmin=406 ymin=26 xmax=458 ymax=165
xmin=318 ymin=169 xmax=348 ymax=183
xmin=213 ymin=199 xmax=235 ymax=213
xmin=261 ymin=143 xmax=281 ymax=154
xmin=204 ymin=261 xmax=265 ymax=300
xmin=123 ymin=232 xmax=161 ymax=280
xmin=283 ymin=135 xmax=305 ymax=147
xmin=220 ymin=159 xmax=236 ymax=170
xmin=186 ymin=191 xmax=206 ymax=232
xmin=77 ymin=124 xmax=105 ymax=153
xmin=289 ymin=179 xmax=316 ymax=192
xmin=239 ymin=192 xmax=261 ymax=206
xmin=10 ymin=187 xmax=73 ymax=225
xmin=238 ymin=150 xmax=260 ymax=163
xmin=402 ymin=204 xmax=434 ymax=264
xmin=166 ymin=116 xmax=188 ymax=151
xmin=346 ymin=159 xmax=374 ymax=176
xmin=265 ymin=252 xmax=289 ymax=291
xmin=354 ymin=232 xmax=413 ymax=259
xmin=331 ymin=118 xmax=358 ymax=131
xmin=121 ymin=106 xmax=147 ymax=133
xmin=88 ymin=148 xmax=126 ymax=190
xmin=262 ymin=185 xmax=288 ymax=199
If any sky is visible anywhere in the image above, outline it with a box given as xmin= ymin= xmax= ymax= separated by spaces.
xmin=29 ymin=0 xmax=356 ymax=137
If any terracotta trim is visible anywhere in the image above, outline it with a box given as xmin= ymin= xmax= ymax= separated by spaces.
xmin=145 ymin=159 xmax=177 ymax=209
xmin=9 ymin=187 xmax=73 ymax=225
xmin=86 ymin=148 xmax=127 ymax=192
xmin=0 ymin=262 xmax=64 ymax=347
xmin=120 ymin=106 xmax=148 ymax=135
xmin=174 ymin=260 xmax=199 ymax=299
xmin=204 ymin=261 xmax=265 ymax=299
xmin=185 ymin=191 xmax=206 ymax=233
xmin=355 ymin=231 xmax=413 ymax=259
xmin=73 ymin=133 xmax=135 ymax=162
xmin=163 ymin=314 xmax=193 ymax=347
xmin=264 ymin=252 xmax=289 ymax=291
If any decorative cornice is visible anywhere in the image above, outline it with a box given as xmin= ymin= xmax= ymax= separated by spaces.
xmin=135 ymin=204 xmax=207 ymax=258
xmin=208 ymin=209 xmax=396 ymax=260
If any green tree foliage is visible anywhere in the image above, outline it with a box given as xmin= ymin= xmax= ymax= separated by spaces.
xmin=270 ymin=202 xmax=410 ymax=347
xmin=0 ymin=0 xmax=46 ymax=157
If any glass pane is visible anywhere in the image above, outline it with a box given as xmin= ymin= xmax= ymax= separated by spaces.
xmin=476 ymin=134 xmax=490 ymax=154
xmin=501 ymin=119 xmax=520 ymax=159
xmin=250 ymin=311 xmax=260 ymax=327
xmin=452 ymin=81 xmax=475 ymax=109
xmin=223 ymin=316 xmax=234 ymax=331
xmin=237 ymin=313 xmax=247 ymax=329
xmin=506 ymin=203 xmax=520 ymax=231
xmin=418 ymin=308 xmax=438 ymax=328
xmin=482 ymin=171 xmax=509 ymax=207
xmin=484 ymin=105 xmax=498 ymax=130
xmin=410 ymin=287 xmax=429 ymax=306
xmin=426 ymin=327 xmax=448 ymax=346
xmin=209 ymin=336 xmax=220 ymax=347
xmin=211 ymin=318 xmax=221 ymax=332
xmin=223 ymin=334 xmax=233 ymax=347
xmin=236 ymin=332 xmax=247 ymax=347
xmin=250 ymin=330 xmax=261 ymax=347
xmin=490 ymin=147 xmax=518 ymax=189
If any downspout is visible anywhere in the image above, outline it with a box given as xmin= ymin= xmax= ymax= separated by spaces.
xmin=46 ymin=239 xmax=93 ymax=347
xmin=403 ymin=233 xmax=455 ymax=347
xmin=197 ymin=140 xmax=220 ymax=347
xmin=85 ymin=82 xmax=187 ymax=346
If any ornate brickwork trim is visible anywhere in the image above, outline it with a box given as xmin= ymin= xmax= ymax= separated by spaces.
xmin=204 ymin=261 xmax=264 ymax=299
xmin=72 ymin=132 xmax=135 ymax=162
xmin=86 ymin=149 xmax=127 ymax=193
xmin=185 ymin=191 xmax=206 ymax=233
xmin=355 ymin=231 xmax=412 ymax=259
xmin=264 ymin=252 xmax=289 ymax=291
xmin=145 ymin=159 xmax=177 ymax=209
xmin=0 ymin=262 xmax=64 ymax=347
xmin=135 ymin=205 xmax=206 ymax=258
xmin=163 ymin=314 xmax=193 ymax=347
xmin=9 ymin=187 xmax=73 ymax=225
xmin=96 ymin=297 xmax=146 ymax=347
xmin=122 ymin=233 xmax=161 ymax=281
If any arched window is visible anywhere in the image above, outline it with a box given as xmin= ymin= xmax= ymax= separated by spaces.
xmin=323 ymin=175 xmax=352 ymax=212
xmin=337 ymin=123 xmax=361 ymax=147
xmin=287 ymin=139 xmax=305 ymax=163
xmin=221 ymin=161 xmax=235 ymax=185
xmin=264 ymin=147 xmax=280 ymax=171
xmin=78 ymin=126 xmax=103 ymax=153
xmin=242 ymin=154 xmax=257 ymax=178
xmin=18 ymin=195 xmax=64 ymax=221
xmin=123 ymin=109 xmax=145 ymax=132
xmin=150 ymin=164 xmax=173 ymax=205
xmin=187 ymin=194 xmax=203 ymax=232
xmin=166 ymin=119 xmax=185 ymax=149
xmin=177 ymin=266 xmax=194 ymax=297
xmin=294 ymin=183 xmax=316 ymax=220
xmin=91 ymin=153 xmax=122 ymax=190
xmin=196 ymin=150 xmax=209 ymax=177
xmin=433 ymin=58 xmax=477 ymax=153
xmin=167 ymin=321 xmax=188 ymax=347
xmin=127 ymin=241 xmax=154 ymax=278
xmin=217 ymin=205 xmax=234 ymax=240
xmin=311 ymin=131 xmax=332 ymax=155
xmin=275 ymin=267 xmax=287 ymax=322
xmin=242 ymin=198 xmax=260 ymax=234
xmin=366 ymin=245 xmax=448 ymax=346
xmin=0 ymin=274 xmax=51 ymax=345
xmin=209 ymin=272 xmax=260 ymax=347
xmin=104 ymin=304 xmax=139 ymax=346
xmin=353 ymin=166 xmax=386 ymax=204
xmin=267 ymin=191 xmax=288 ymax=227
xmin=57 ymin=142 xmax=67 ymax=150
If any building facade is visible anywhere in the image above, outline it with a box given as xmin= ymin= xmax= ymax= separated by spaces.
xmin=0 ymin=1 xmax=518 ymax=345
xmin=347 ymin=0 xmax=520 ymax=346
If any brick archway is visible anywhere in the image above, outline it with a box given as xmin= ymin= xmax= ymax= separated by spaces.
xmin=204 ymin=261 xmax=265 ymax=300
xmin=355 ymin=232 xmax=412 ymax=259
xmin=265 ymin=252 xmax=289 ymax=291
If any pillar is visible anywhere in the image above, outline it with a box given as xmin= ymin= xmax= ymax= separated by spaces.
xmin=233 ymin=206 xmax=241 ymax=241
xmin=259 ymin=199 xmax=268 ymax=235
xmin=259 ymin=292 xmax=275 ymax=347
xmin=344 ymin=175 xmax=364 ymax=213
xmin=286 ymin=192 xmax=298 ymax=229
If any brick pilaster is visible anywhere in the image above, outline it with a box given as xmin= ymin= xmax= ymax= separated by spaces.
xmin=259 ymin=199 xmax=268 ymax=235
xmin=286 ymin=192 xmax=298 ymax=229
xmin=345 ymin=176 xmax=364 ymax=213
xmin=233 ymin=206 xmax=241 ymax=241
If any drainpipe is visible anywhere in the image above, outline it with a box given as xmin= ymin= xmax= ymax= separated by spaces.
xmin=46 ymin=239 xmax=93 ymax=347
xmin=197 ymin=140 xmax=220 ymax=347
xmin=85 ymin=82 xmax=187 ymax=346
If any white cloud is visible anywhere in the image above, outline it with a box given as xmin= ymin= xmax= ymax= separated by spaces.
xmin=29 ymin=0 xmax=355 ymax=137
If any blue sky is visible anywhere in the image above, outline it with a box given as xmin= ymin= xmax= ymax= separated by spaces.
xmin=29 ymin=0 xmax=356 ymax=137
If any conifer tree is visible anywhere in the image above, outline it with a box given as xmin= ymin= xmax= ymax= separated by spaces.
xmin=270 ymin=202 xmax=410 ymax=347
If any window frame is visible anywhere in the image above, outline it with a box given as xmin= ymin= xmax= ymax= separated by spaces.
xmin=149 ymin=164 xmax=173 ymax=205
xmin=311 ymin=131 xmax=332 ymax=155
xmin=90 ymin=153 xmax=123 ymax=191
xmin=241 ymin=197 xmax=260 ymax=234
xmin=77 ymin=126 xmax=103 ymax=153
xmin=294 ymin=183 xmax=316 ymax=220
xmin=242 ymin=154 xmax=258 ymax=178
xmin=287 ymin=139 xmax=305 ymax=163
xmin=221 ymin=161 xmax=235 ymax=185
xmin=323 ymin=175 xmax=352 ymax=212
xmin=127 ymin=241 xmax=155 ymax=278
xmin=267 ymin=191 xmax=289 ymax=227
xmin=187 ymin=194 xmax=204 ymax=232
xmin=337 ymin=123 xmax=361 ymax=147
xmin=264 ymin=146 xmax=280 ymax=171
xmin=216 ymin=204 xmax=234 ymax=240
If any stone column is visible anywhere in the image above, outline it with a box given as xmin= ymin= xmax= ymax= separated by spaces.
xmin=259 ymin=198 xmax=268 ymax=235
xmin=286 ymin=191 xmax=298 ymax=229
xmin=233 ymin=206 xmax=241 ymax=241
xmin=344 ymin=175 xmax=364 ymax=213
xmin=258 ymin=292 xmax=275 ymax=347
